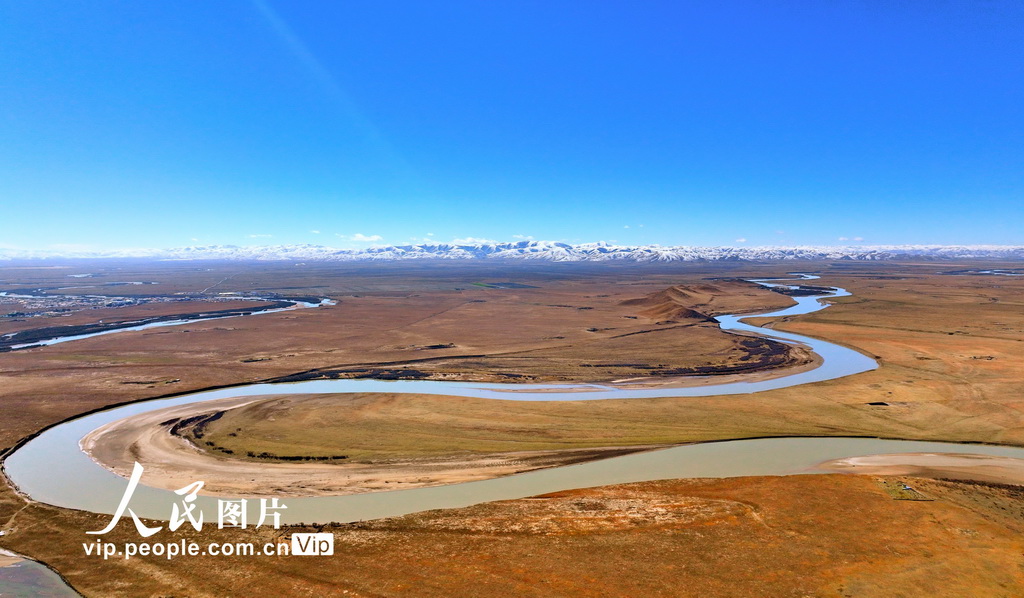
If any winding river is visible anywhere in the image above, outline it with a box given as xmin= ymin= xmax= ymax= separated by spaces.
xmin=4 ymin=274 xmax=1023 ymax=527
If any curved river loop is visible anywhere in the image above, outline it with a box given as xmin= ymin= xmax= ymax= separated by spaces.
xmin=6 ymin=274 xmax=1024 ymax=527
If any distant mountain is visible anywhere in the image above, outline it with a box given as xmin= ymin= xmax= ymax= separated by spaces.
xmin=2 ymin=241 xmax=1023 ymax=262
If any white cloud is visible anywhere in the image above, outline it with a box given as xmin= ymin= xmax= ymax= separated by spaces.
xmin=838 ymin=236 xmax=849 ymax=241
xmin=623 ymin=225 xmax=631 ymax=229
xmin=427 ymin=232 xmax=434 ymax=236
xmin=853 ymin=236 xmax=864 ymax=242
xmin=310 ymin=230 xmax=321 ymax=234
xmin=512 ymin=234 xmax=534 ymax=240
xmin=452 ymin=237 xmax=498 ymax=245
xmin=336 ymin=233 xmax=383 ymax=242
xmin=248 ymin=234 xmax=273 ymax=239
xmin=190 ymin=238 xmax=199 ymax=242
xmin=735 ymin=238 xmax=747 ymax=243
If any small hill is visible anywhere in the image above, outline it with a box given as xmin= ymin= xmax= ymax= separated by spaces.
xmin=620 ymin=286 xmax=718 ymax=322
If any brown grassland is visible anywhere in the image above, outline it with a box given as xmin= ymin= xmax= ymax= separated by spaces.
xmin=1 ymin=260 xmax=1024 ymax=596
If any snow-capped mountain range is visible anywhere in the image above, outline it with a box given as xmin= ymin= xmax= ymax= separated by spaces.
xmin=2 ymin=241 xmax=1024 ymax=262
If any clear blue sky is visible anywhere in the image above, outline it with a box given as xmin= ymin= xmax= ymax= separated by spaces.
xmin=2 ymin=1 xmax=1022 ymax=250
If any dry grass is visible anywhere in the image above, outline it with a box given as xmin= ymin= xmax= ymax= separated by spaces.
xmin=0 ymin=262 xmax=800 ymax=450
xmin=3 ymin=475 xmax=1023 ymax=597
xmin=195 ymin=391 xmax=884 ymax=462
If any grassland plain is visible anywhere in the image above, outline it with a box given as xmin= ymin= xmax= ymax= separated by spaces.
xmin=0 ymin=261 xmax=809 ymax=449
xmin=2 ymin=261 xmax=1024 ymax=596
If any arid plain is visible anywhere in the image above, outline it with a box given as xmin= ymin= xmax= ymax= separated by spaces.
xmin=1 ymin=260 xmax=1023 ymax=596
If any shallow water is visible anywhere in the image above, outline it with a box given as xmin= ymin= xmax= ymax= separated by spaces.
xmin=0 ymin=555 xmax=79 ymax=597
xmin=274 ymin=437 xmax=1024 ymax=523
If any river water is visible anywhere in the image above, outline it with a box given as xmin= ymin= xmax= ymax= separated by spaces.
xmin=0 ymin=549 xmax=78 ymax=598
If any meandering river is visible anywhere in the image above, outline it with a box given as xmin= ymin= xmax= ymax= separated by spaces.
xmin=5 ymin=274 xmax=1022 ymax=528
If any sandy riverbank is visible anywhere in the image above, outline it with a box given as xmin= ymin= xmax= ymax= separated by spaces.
xmin=81 ymin=395 xmax=665 ymax=497
xmin=0 ymin=548 xmax=24 ymax=567
xmin=816 ymin=452 xmax=1024 ymax=485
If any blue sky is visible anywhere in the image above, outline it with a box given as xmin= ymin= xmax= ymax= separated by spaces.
xmin=1 ymin=1 xmax=1022 ymax=250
